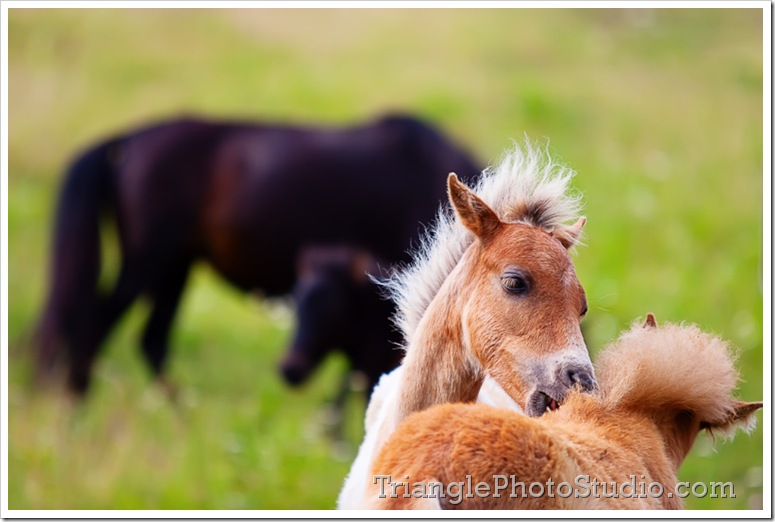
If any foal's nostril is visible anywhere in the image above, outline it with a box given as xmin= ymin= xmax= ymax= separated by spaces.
xmin=567 ymin=368 xmax=597 ymax=392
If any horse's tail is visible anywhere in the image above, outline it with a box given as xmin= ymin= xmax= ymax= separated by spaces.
xmin=35 ymin=136 xmax=122 ymax=378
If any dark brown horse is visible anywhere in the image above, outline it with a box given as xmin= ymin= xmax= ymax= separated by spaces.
xmin=36 ymin=114 xmax=481 ymax=395
xmin=281 ymin=246 xmax=403 ymax=392
xmin=282 ymin=245 xmax=405 ymax=435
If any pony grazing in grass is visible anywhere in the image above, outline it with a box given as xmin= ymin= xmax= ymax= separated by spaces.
xmin=35 ymin=114 xmax=481 ymax=396
xmin=280 ymin=246 xmax=402 ymax=394
xmin=338 ymin=145 xmax=595 ymax=508
xmin=365 ymin=315 xmax=762 ymax=510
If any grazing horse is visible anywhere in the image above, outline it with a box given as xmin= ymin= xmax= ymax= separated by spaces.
xmin=35 ymin=114 xmax=481 ymax=395
xmin=338 ymin=144 xmax=595 ymax=508
xmin=281 ymin=246 xmax=404 ymax=438
xmin=365 ymin=315 xmax=762 ymax=509
xmin=280 ymin=245 xmax=403 ymax=393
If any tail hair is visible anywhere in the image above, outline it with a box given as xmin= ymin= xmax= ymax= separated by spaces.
xmin=35 ymin=137 xmax=121 ymax=377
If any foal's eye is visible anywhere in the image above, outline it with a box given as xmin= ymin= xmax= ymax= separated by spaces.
xmin=501 ymin=272 xmax=530 ymax=295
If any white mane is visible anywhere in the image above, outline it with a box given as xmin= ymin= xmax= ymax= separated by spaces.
xmin=384 ymin=141 xmax=583 ymax=346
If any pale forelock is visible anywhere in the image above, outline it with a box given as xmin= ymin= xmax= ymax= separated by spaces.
xmin=381 ymin=141 xmax=583 ymax=347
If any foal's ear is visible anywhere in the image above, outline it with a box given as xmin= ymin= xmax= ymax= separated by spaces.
xmin=448 ymin=173 xmax=502 ymax=240
xmin=701 ymin=400 xmax=763 ymax=435
xmin=643 ymin=313 xmax=657 ymax=329
xmin=350 ymin=251 xmax=381 ymax=284
xmin=551 ymin=217 xmax=586 ymax=250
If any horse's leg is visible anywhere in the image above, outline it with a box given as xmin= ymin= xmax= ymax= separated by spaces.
xmin=324 ymin=370 xmax=353 ymax=438
xmin=324 ymin=368 xmax=373 ymax=454
xmin=67 ymin=258 xmax=148 ymax=395
xmin=140 ymin=257 xmax=192 ymax=400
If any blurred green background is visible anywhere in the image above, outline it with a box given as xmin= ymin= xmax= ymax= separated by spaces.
xmin=7 ymin=7 xmax=764 ymax=510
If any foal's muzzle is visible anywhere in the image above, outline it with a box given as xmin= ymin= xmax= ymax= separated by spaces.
xmin=526 ymin=362 xmax=597 ymax=417
xmin=564 ymin=365 xmax=597 ymax=392
xmin=279 ymin=352 xmax=313 ymax=386
xmin=556 ymin=362 xmax=597 ymax=392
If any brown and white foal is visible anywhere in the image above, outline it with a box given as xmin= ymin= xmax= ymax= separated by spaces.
xmin=339 ymin=146 xmax=595 ymax=508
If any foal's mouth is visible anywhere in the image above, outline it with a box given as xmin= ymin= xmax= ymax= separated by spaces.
xmin=527 ymin=389 xmax=563 ymax=417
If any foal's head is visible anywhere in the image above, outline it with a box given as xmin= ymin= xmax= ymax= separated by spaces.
xmin=597 ymin=314 xmax=762 ymax=469
xmin=280 ymin=246 xmax=394 ymax=387
xmin=448 ymin=174 xmax=595 ymax=416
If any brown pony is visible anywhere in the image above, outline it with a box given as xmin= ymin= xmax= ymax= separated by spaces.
xmin=365 ymin=315 xmax=762 ymax=509
xmin=35 ymin=114 xmax=482 ymax=395
xmin=338 ymin=145 xmax=594 ymax=507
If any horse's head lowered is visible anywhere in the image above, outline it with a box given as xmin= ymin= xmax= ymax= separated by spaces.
xmin=447 ymin=173 xmax=595 ymax=416
xmin=280 ymin=247 xmax=377 ymax=385
xmin=280 ymin=246 xmax=400 ymax=389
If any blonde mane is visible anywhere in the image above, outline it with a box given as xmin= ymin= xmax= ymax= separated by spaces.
xmin=596 ymin=320 xmax=749 ymax=435
xmin=384 ymin=141 xmax=583 ymax=345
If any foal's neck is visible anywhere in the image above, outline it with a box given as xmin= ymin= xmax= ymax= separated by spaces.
xmin=395 ymin=261 xmax=483 ymax=424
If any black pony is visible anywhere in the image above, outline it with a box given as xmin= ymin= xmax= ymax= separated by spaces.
xmin=281 ymin=246 xmax=403 ymax=392
xmin=36 ymin=114 xmax=481 ymax=395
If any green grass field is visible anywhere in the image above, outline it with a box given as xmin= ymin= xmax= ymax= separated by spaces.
xmin=7 ymin=7 xmax=765 ymax=511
